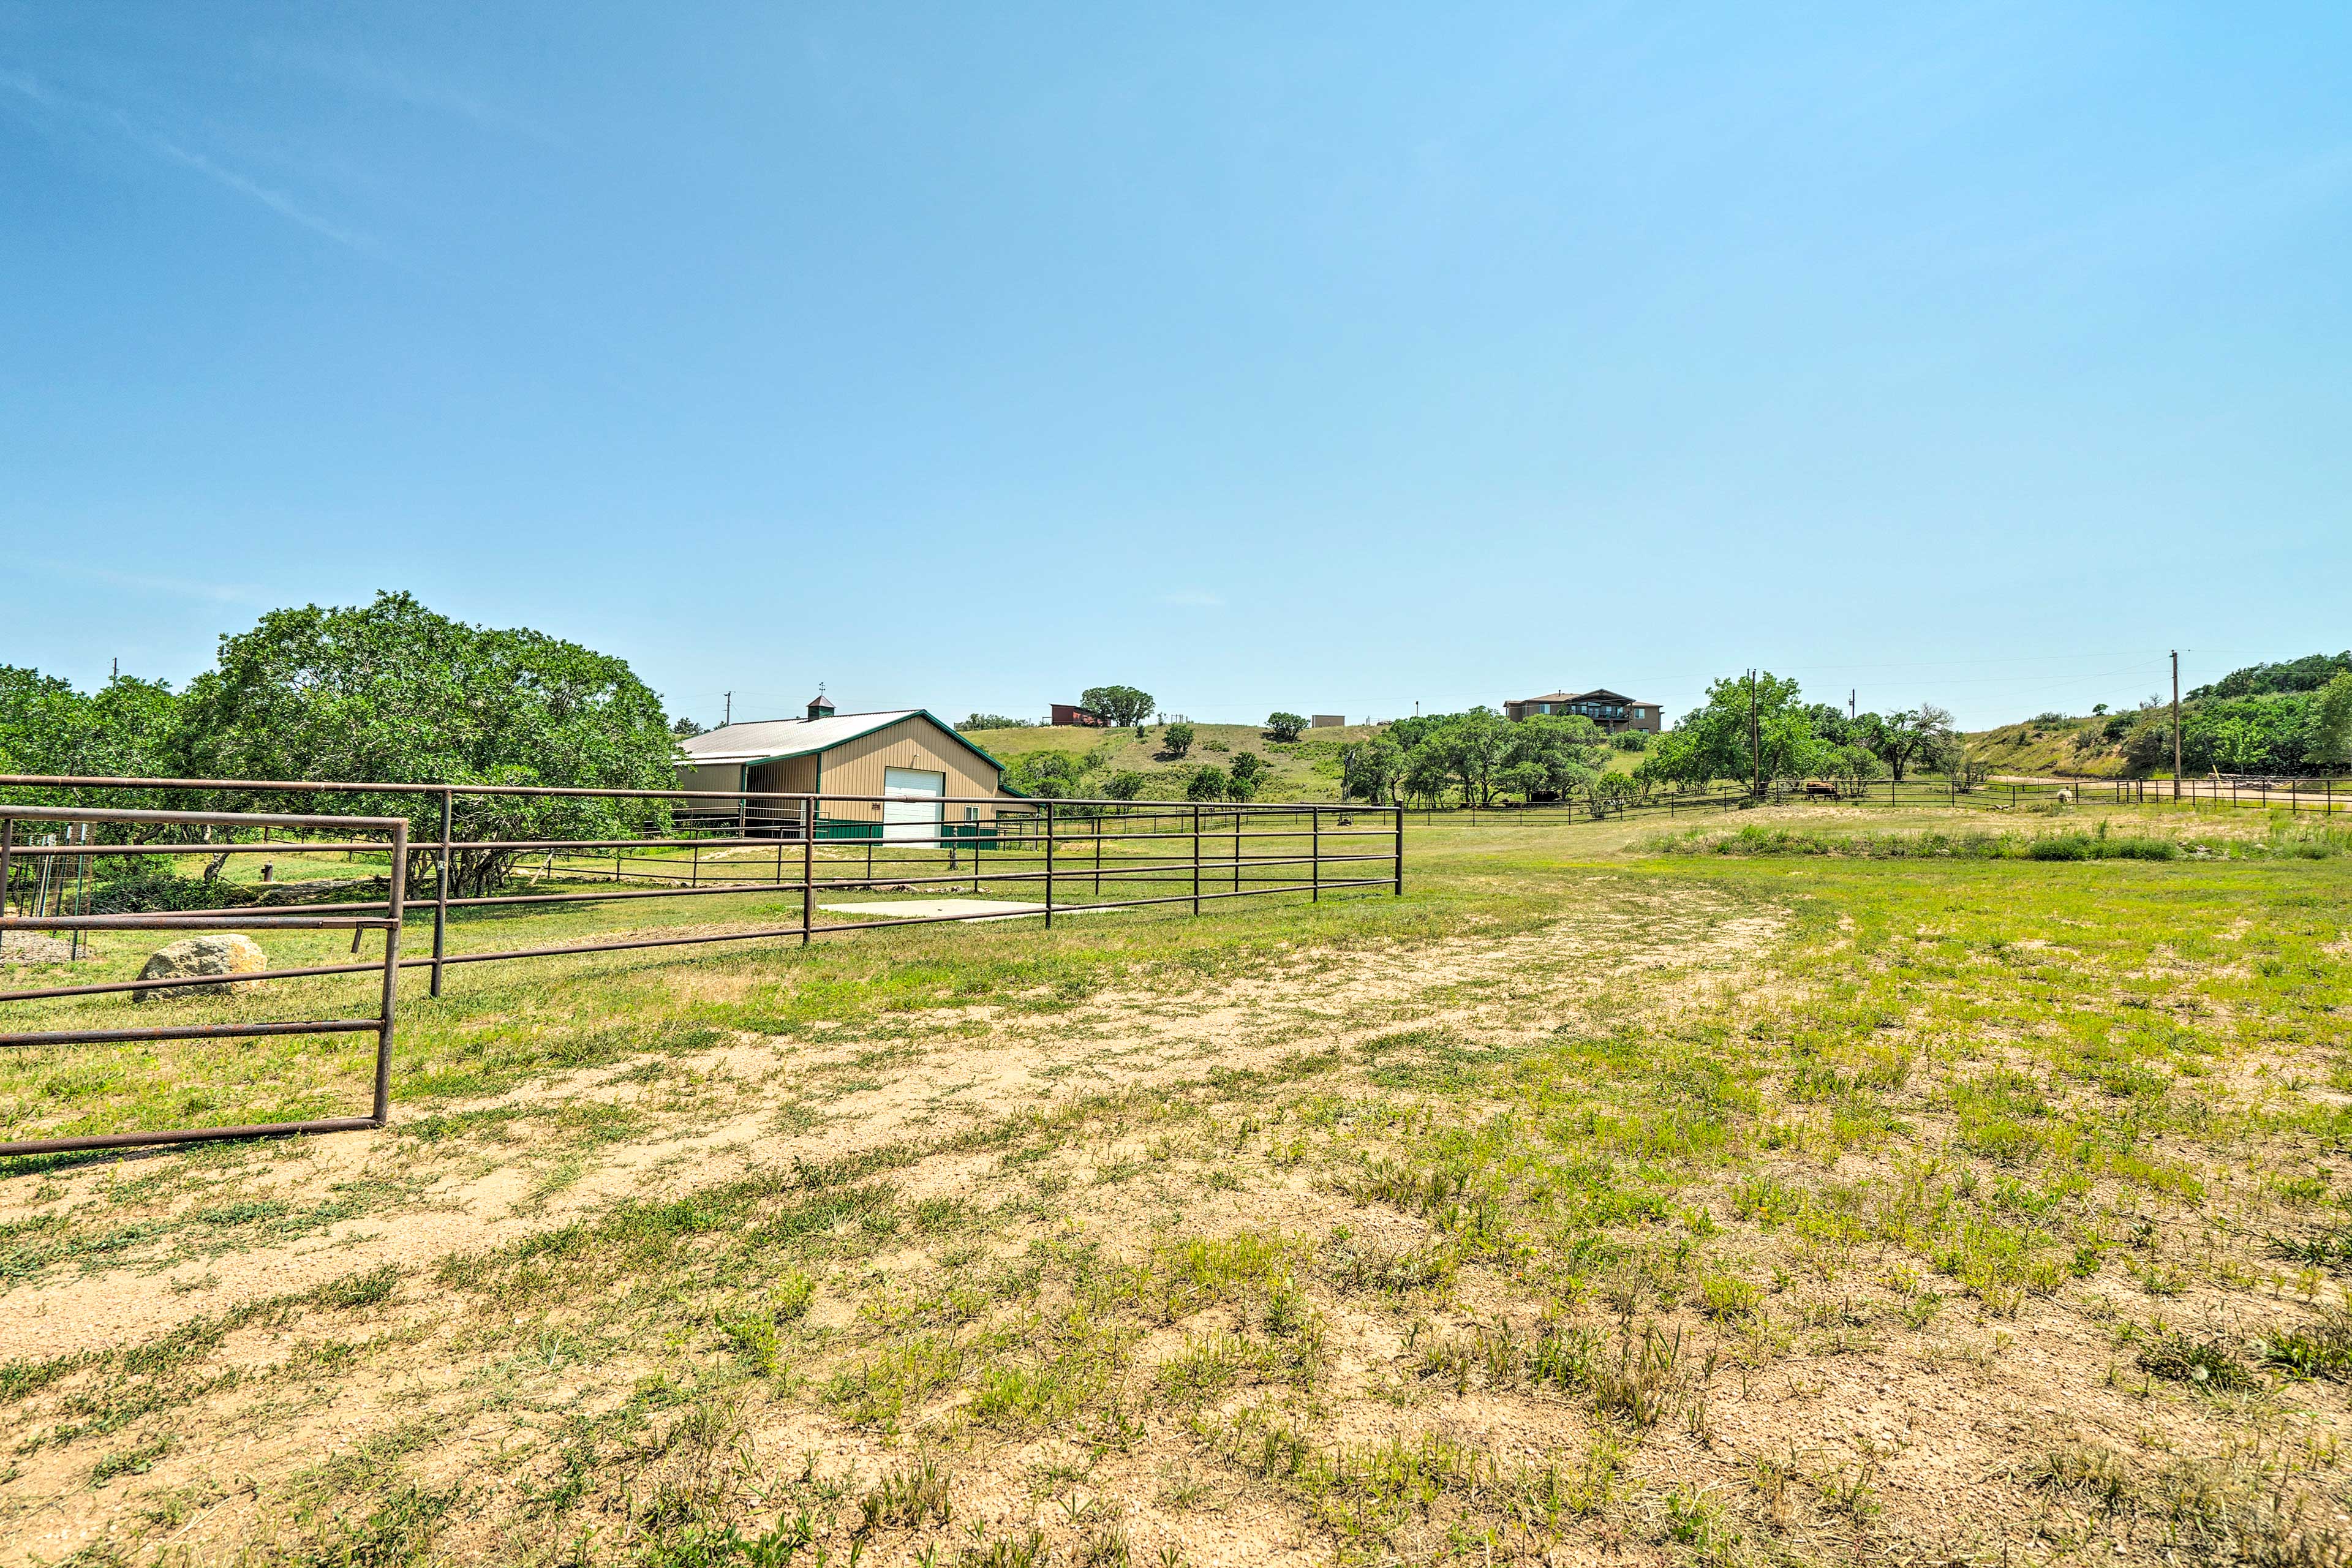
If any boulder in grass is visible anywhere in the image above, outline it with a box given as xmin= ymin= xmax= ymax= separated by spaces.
xmin=132 ymin=934 xmax=268 ymax=1002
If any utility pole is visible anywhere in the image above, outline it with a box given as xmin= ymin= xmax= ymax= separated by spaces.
xmin=1749 ymin=669 xmax=1762 ymax=797
xmin=111 ymin=657 xmax=119 ymax=682
xmin=1849 ymin=688 xmax=1856 ymax=722
xmin=2171 ymin=652 xmax=2180 ymax=802
xmin=723 ymin=691 xmax=732 ymax=726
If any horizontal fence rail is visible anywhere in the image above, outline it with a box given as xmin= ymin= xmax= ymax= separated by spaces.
xmin=0 ymin=804 xmax=408 ymax=1158
xmin=0 ymin=776 xmax=1404 ymax=1151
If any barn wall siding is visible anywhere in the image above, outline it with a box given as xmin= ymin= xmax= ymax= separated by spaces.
xmin=813 ymin=717 xmax=1008 ymax=834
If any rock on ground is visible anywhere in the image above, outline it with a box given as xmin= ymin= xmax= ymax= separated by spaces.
xmin=132 ymin=933 xmax=267 ymax=1001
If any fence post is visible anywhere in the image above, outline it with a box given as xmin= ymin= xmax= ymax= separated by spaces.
xmin=801 ymin=798 xmax=813 ymax=945
xmin=373 ymin=819 xmax=409 ymax=1127
xmin=1393 ymin=805 xmax=1404 ymax=895
xmin=1093 ymin=813 xmax=1102 ymax=895
xmin=1311 ymin=806 xmax=1320 ymax=903
xmin=1233 ymin=810 xmax=1242 ymax=893
xmin=1191 ymin=806 xmax=1201 ymax=916
xmin=431 ymin=786 xmax=453 ymax=998
xmin=1044 ymin=801 xmax=1055 ymax=930
xmin=0 ymin=817 xmax=12 ymax=958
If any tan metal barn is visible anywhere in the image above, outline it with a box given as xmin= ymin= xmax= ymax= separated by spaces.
xmin=676 ymin=701 xmax=1023 ymax=843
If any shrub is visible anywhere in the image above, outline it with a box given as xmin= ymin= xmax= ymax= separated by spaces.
xmin=1264 ymin=712 xmax=1306 ymax=743
xmin=1185 ymin=766 xmax=1226 ymax=802
xmin=1227 ymin=752 xmax=1270 ymax=802
xmin=87 ymin=859 xmax=244 ymax=914
xmin=1163 ymin=722 xmax=1195 ymax=759
xmin=1611 ymin=731 xmax=1647 ymax=751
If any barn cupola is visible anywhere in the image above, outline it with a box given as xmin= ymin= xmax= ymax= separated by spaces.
xmin=806 ymin=693 xmax=835 ymax=720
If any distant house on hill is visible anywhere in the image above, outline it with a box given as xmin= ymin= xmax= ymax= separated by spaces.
xmin=1503 ymin=689 xmax=1660 ymax=734
xmin=675 ymin=696 xmax=1023 ymax=841
xmin=1050 ymin=702 xmax=1109 ymax=727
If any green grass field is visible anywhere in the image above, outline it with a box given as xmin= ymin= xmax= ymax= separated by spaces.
xmin=1 ymin=799 xmax=2347 ymax=1567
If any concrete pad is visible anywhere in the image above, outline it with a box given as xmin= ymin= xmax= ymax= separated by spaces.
xmin=818 ymin=899 xmax=1129 ymax=922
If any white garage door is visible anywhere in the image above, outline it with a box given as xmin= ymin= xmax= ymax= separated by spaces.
xmin=881 ymin=767 xmax=946 ymax=844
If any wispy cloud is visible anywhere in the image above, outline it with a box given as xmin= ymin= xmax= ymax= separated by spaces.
xmin=0 ymin=69 xmax=384 ymax=257
xmin=251 ymin=39 xmax=561 ymax=145
xmin=1159 ymin=590 xmax=1226 ymax=609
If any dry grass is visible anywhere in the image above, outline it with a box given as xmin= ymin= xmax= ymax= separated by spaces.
xmin=1 ymin=805 xmax=2349 ymax=1567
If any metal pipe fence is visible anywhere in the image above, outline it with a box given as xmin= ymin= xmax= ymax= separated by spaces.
xmin=0 ymin=776 xmax=1403 ymax=1150
xmin=0 ymin=804 xmax=409 ymax=1158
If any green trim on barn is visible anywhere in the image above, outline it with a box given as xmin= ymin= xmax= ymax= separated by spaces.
xmin=815 ymin=816 xmax=1000 ymax=846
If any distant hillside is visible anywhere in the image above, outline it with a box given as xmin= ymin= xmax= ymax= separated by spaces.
xmin=1968 ymin=652 xmax=2352 ymax=778
xmin=1964 ymin=714 xmax=2136 ymax=778
xmin=962 ymin=721 xmax=1377 ymax=801
xmin=962 ymin=719 xmax=1647 ymax=801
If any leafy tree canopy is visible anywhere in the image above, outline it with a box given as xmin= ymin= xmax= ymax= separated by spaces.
xmin=1080 ymin=685 xmax=1155 ymax=727
xmin=1381 ymin=708 xmax=1605 ymax=808
xmin=1638 ymin=673 xmax=1820 ymax=792
xmin=1264 ymin=712 xmax=1306 ymax=743
xmin=2192 ymin=651 xmax=2352 ymax=700
xmin=174 ymin=592 xmax=679 ymax=889
xmin=1226 ymin=751 xmax=1270 ymax=801
xmin=0 ymin=669 xmax=181 ymax=786
xmin=1341 ymin=734 xmax=1403 ymax=804
xmin=1161 ymin=722 xmax=1196 ymax=760
xmin=2316 ymin=674 xmax=2352 ymax=770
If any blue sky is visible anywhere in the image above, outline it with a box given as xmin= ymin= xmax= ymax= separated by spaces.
xmin=4 ymin=3 xmax=2346 ymax=730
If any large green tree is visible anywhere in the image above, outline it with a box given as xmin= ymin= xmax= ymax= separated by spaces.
xmin=1856 ymin=705 xmax=1957 ymax=782
xmin=2313 ymin=673 xmax=2352 ymax=771
xmin=1080 ymin=685 xmax=1155 ymax=727
xmin=1505 ymin=714 xmax=1608 ymax=802
xmin=1637 ymin=673 xmax=1825 ymax=791
xmin=175 ymin=592 xmax=679 ymax=892
xmin=1341 ymin=734 xmax=1403 ymax=804
xmin=0 ymin=670 xmax=182 ymax=782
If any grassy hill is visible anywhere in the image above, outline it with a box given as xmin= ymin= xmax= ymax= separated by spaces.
xmin=962 ymin=721 xmax=1379 ymax=801
xmin=962 ymin=720 xmax=1649 ymax=801
xmin=1964 ymin=713 xmax=2136 ymax=778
